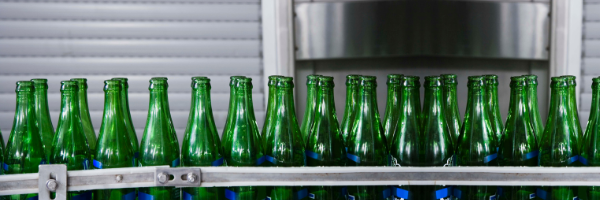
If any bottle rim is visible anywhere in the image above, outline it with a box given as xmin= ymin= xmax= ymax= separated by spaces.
xmin=60 ymin=80 xmax=78 ymax=91
xmin=16 ymin=81 xmax=34 ymax=92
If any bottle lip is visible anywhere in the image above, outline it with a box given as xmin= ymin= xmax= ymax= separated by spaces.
xmin=70 ymin=78 xmax=87 ymax=82
xmin=31 ymin=78 xmax=48 ymax=83
xmin=60 ymin=80 xmax=78 ymax=91
xmin=268 ymin=75 xmax=282 ymax=87
xmin=276 ymin=76 xmax=294 ymax=88
xmin=561 ymin=75 xmax=577 ymax=86
xmin=31 ymin=78 xmax=48 ymax=90
xmin=550 ymin=77 xmax=568 ymax=88
xmin=387 ymin=74 xmax=403 ymax=85
xmin=112 ymin=77 xmax=128 ymax=81
xmin=510 ymin=76 xmax=527 ymax=87
xmin=229 ymin=76 xmax=247 ymax=86
xmin=149 ymin=78 xmax=168 ymax=90
xmin=484 ymin=75 xmax=499 ymax=86
xmin=424 ymin=76 xmax=442 ymax=87
xmin=441 ymin=74 xmax=457 ymax=85
xmin=318 ymin=76 xmax=334 ymax=88
xmin=306 ymin=74 xmax=321 ymax=85
xmin=359 ymin=76 xmax=377 ymax=87
xmin=523 ymin=75 xmax=538 ymax=85
xmin=16 ymin=81 xmax=34 ymax=92
xmin=467 ymin=76 xmax=486 ymax=87
xmin=401 ymin=76 xmax=420 ymax=87
xmin=192 ymin=77 xmax=210 ymax=89
xmin=593 ymin=77 xmax=600 ymax=88
xmin=103 ymin=80 xmax=122 ymax=91
xmin=345 ymin=74 xmax=361 ymax=86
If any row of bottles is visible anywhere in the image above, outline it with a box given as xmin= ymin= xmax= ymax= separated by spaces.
xmin=0 ymin=74 xmax=595 ymax=200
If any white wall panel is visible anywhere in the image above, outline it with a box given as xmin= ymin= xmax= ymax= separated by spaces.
xmin=0 ymin=39 xmax=260 ymax=57
xmin=580 ymin=1 xmax=599 ymax=129
xmin=585 ymin=40 xmax=600 ymax=57
xmin=0 ymin=57 xmax=261 ymax=75
xmin=0 ymin=0 xmax=264 ymax=145
xmin=586 ymin=22 xmax=600 ymax=39
xmin=0 ymin=21 xmax=260 ymax=39
xmin=0 ymin=2 xmax=259 ymax=21
xmin=586 ymin=4 xmax=600 ymax=21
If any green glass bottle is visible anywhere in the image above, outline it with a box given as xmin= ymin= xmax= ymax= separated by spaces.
xmin=455 ymin=76 xmax=498 ymax=200
xmin=538 ymin=77 xmax=580 ymax=200
xmin=50 ymin=80 xmax=93 ymax=200
xmin=341 ymin=75 xmax=361 ymax=145
xmin=262 ymin=75 xmax=284 ymax=136
xmin=138 ymin=78 xmax=181 ymax=200
xmin=32 ymin=79 xmax=55 ymax=161
xmin=346 ymin=76 xmax=389 ymax=200
xmin=111 ymin=78 xmax=139 ymax=163
xmin=93 ymin=80 xmax=136 ymax=200
xmin=150 ymin=77 xmax=179 ymax=152
xmin=4 ymin=81 xmax=45 ymax=200
xmin=222 ymin=77 xmax=264 ymax=200
xmin=263 ymin=76 xmax=306 ymax=200
xmin=71 ymin=78 xmax=97 ymax=160
xmin=441 ymin=74 xmax=461 ymax=144
xmin=301 ymin=75 xmax=321 ymax=142
xmin=305 ymin=76 xmax=346 ymax=200
xmin=383 ymin=74 xmax=403 ymax=146
xmin=497 ymin=76 xmax=538 ymax=200
xmin=182 ymin=77 xmax=225 ymax=200
xmin=523 ymin=75 xmax=544 ymax=144
xmin=484 ymin=75 xmax=503 ymax=141
xmin=562 ymin=75 xmax=583 ymax=140
xmin=579 ymin=77 xmax=600 ymax=199
xmin=388 ymin=75 xmax=420 ymax=200
xmin=420 ymin=76 xmax=455 ymax=200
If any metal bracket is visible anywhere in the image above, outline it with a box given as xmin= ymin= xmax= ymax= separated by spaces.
xmin=39 ymin=164 xmax=67 ymax=200
xmin=155 ymin=167 xmax=201 ymax=187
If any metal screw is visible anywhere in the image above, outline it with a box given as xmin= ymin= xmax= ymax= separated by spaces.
xmin=157 ymin=173 xmax=168 ymax=184
xmin=115 ymin=175 xmax=123 ymax=183
xmin=186 ymin=173 xmax=197 ymax=183
xmin=46 ymin=179 xmax=58 ymax=192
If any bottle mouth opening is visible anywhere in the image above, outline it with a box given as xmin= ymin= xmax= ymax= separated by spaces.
xmin=60 ymin=81 xmax=78 ymax=91
xmin=16 ymin=81 xmax=34 ymax=92
xmin=103 ymin=80 xmax=122 ymax=91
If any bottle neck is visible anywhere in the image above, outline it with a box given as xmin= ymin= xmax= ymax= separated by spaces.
xmin=443 ymin=84 xmax=458 ymax=105
xmin=59 ymin=89 xmax=82 ymax=126
xmin=526 ymin=84 xmax=540 ymax=111
xmin=102 ymin=89 xmax=125 ymax=131
xmin=316 ymin=86 xmax=336 ymax=120
xmin=345 ymin=84 xmax=358 ymax=110
xmin=229 ymin=86 xmax=251 ymax=122
xmin=358 ymin=85 xmax=378 ymax=119
xmin=274 ymin=86 xmax=298 ymax=121
xmin=386 ymin=84 xmax=401 ymax=111
xmin=77 ymin=86 xmax=91 ymax=115
xmin=424 ymin=85 xmax=444 ymax=119
xmin=191 ymin=87 xmax=212 ymax=117
xmin=401 ymin=86 xmax=420 ymax=118
xmin=34 ymin=88 xmax=51 ymax=117
xmin=592 ymin=85 xmax=600 ymax=120
xmin=467 ymin=85 xmax=490 ymax=121
xmin=15 ymin=90 xmax=36 ymax=128
xmin=507 ymin=85 xmax=528 ymax=122
xmin=547 ymin=87 xmax=570 ymax=123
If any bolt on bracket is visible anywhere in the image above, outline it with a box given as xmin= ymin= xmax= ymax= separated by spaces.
xmin=155 ymin=167 xmax=201 ymax=187
xmin=39 ymin=164 xmax=67 ymax=200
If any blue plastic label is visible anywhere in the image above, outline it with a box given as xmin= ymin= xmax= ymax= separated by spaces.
xmin=212 ymin=158 xmax=224 ymax=166
xmin=172 ymin=158 xmax=180 ymax=167
xmin=83 ymin=159 xmax=90 ymax=170
xmin=183 ymin=191 xmax=193 ymax=200
xmin=484 ymin=153 xmax=497 ymax=163
xmin=265 ymin=197 xmax=271 ymax=200
xmin=296 ymin=188 xmax=308 ymax=200
xmin=72 ymin=191 xmax=92 ymax=200
xmin=26 ymin=196 xmax=38 ymax=200
xmin=341 ymin=187 xmax=348 ymax=196
xmin=93 ymin=159 xmax=103 ymax=169
xmin=496 ymin=187 xmax=503 ymax=196
xmin=226 ymin=189 xmax=238 ymax=200
xmin=305 ymin=151 xmax=321 ymax=160
xmin=452 ymin=188 xmax=462 ymax=199
xmin=3 ymin=163 xmax=8 ymax=171
xmin=139 ymin=192 xmax=154 ymax=200
xmin=391 ymin=187 xmax=409 ymax=199
xmin=574 ymin=197 xmax=579 ymax=200
xmin=123 ymin=191 xmax=136 ymax=200
xmin=308 ymin=193 xmax=315 ymax=199
xmin=489 ymin=195 xmax=496 ymax=200
xmin=578 ymin=156 xmax=589 ymax=166
xmin=569 ymin=156 xmax=579 ymax=164
xmin=257 ymin=156 xmax=266 ymax=165
xmin=348 ymin=195 xmax=355 ymax=200
xmin=525 ymin=150 xmax=539 ymax=160
xmin=346 ymin=153 xmax=361 ymax=163
xmin=536 ymin=188 xmax=547 ymax=200
xmin=134 ymin=152 xmax=139 ymax=158
xmin=435 ymin=188 xmax=451 ymax=199
xmin=40 ymin=159 xmax=46 ymax=165
xmin=382 ymin=188 xmax=391 ymax=199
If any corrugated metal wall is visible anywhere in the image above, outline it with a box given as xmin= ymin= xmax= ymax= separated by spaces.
xmin=580 ymin=0 xmax=599 ymax=127
xmin=0 ymin=0 xmax=264 ymax=144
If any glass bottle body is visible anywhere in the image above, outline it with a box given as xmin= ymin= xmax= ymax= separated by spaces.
xmin=441 ymin=74 xmax=461 ymax=144
xmin=383 ymin=74 xmax=402 ymax=146
xmin=301 ymin=75 xmax=321 ymax=142
xmin=341 ymin=75 xmax=360 ymax=145
xmin=32 ymin=79 xmax=55 ymax=161
xmin=71 ymin=78 xmax=97 ymax=160
xmin=5 ymin=81 xmax=46 ymax=200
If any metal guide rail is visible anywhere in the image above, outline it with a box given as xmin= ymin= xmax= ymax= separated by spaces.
xmin=2 ymin=165 xmax=600 ymax=199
